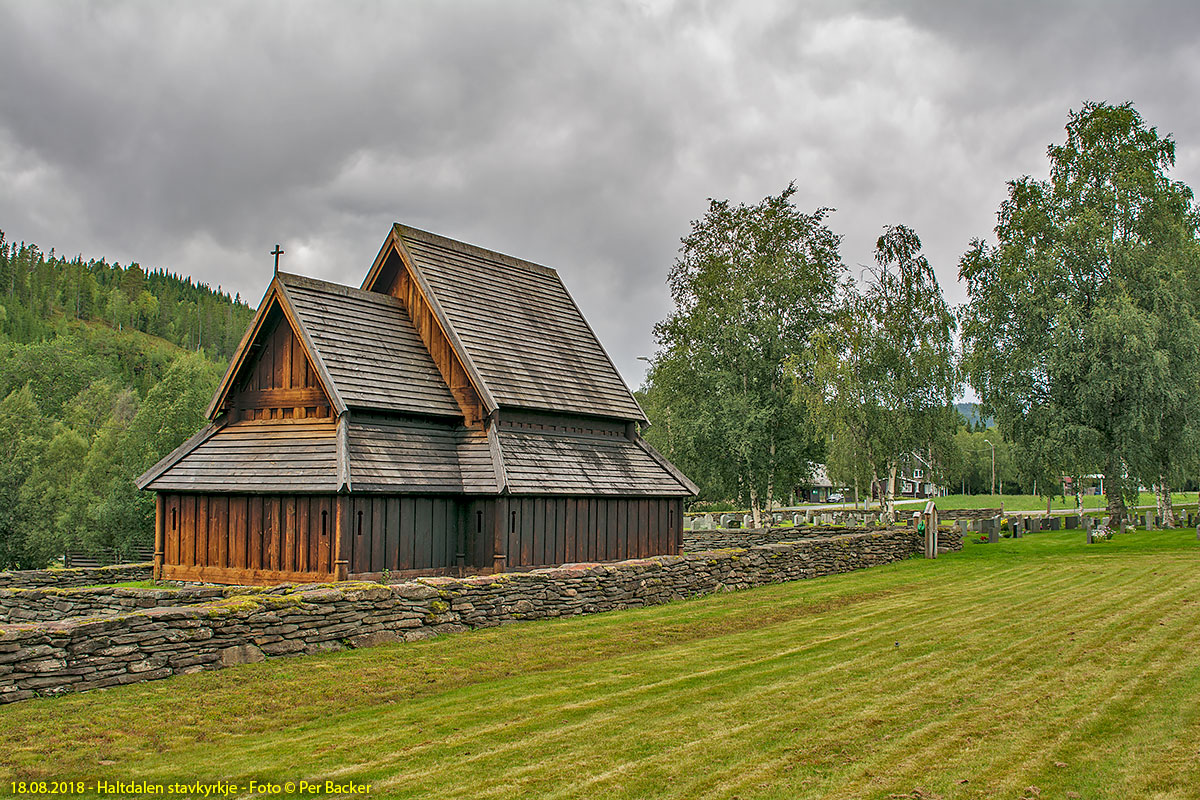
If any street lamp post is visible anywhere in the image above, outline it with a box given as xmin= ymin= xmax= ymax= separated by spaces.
xmin=982 ymin=438 xmax=996 ymax=497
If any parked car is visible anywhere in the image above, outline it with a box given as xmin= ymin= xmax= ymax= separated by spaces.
xmin=827 ymin=492 xmax=845 ymax=503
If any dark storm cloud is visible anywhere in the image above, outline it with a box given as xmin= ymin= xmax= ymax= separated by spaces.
xmin=2 ymin=1 xmax=1198 ymax=388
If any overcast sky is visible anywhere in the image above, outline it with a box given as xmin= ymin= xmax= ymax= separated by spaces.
xmin=3 ymin=1 xmax=1199 ymax=395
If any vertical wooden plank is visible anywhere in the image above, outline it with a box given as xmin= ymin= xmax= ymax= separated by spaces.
xmin=291 ymin=331 xmax=306 ymax=389
xmin=594 ymin=500 xmax=608 ymax=562
xmin=416 ymin=498 xmax=433 ymax=570
xmin=400 ymin=497 xmax=416 ymax=571
xmin=316 ymin=497 xmax=330 ymax=575
xmin=273 ymin=323 xmax=287 ymax=390
xmin=228 ymin=496 xmax=246 ymax=570
xmin=192 ymin=495 xmax=206 ymax=568
xmin=640 ymin=500 xmax=651 ymax=558
xmin=520 ymin=499 xmax=534 ymax=567
xmin=334 ymin=494 xmax=351 ymax=580
xmin=350 ymin=497 xmax=366 ymax=574
xmin=675 ymin=499 xmax=683 ymax=555
xmin=592 ymin=500 xmax=605 ymax=562
xmin=154 ymin=494 xmax=165 ymax=580
xmin=219 ymin=496 xmax=232 ymax=568
xmin=492 ymin=498 xmax=507 ymax=573
xmin=265 ymin=496 xmax=281 ymax=572
xmin=554 ymin=499 xmax=565 ymax=564
xmin=664 ymin=500 xmax=674 ymax=555
xmin=565 ymin=499 xmax=578 ymax=564
xmin=371 ymin=496 xmax=385 ymax=573
xmin=620 ymin=499 xmax=632 ymax=561
xmin=247 ymin=496 xmax=262 ymax=570
xmin=505 ymin=500 xmax=518 ymax=567
xmin=534 ymin=500 xmax=549 ymax=566
xmin=165 ymin=494 xmax=179 ymax=567
xmin=385 ymin=497 xmax=400 ymax=571
xmin=609 ymin=501 xmax=619 ymax=563
xmin=296 ymin=497 xmax=309 ymax=573
xmin=442 ymin=499 xmax=455 ymax=569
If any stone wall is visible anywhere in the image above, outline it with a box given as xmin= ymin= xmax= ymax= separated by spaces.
xmin=0 ymin=563 xmax=153 ymax=590
xmin=684 ymin=525 xmax=964 ymax=554
xmin=0 ymin=586 xmax=264 ymax=624
xmin=0 ymin=529 xmax=939 ymax=704
xmin=683 ymin=525 xmax=882 ymax=551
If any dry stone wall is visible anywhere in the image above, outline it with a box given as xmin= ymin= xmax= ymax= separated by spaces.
xmin=0 ymin=564 xmax=153 ymax=589
xmin=685 ymin=525 xmax=964 ymax=554
xmin=0 ymin=528 xmax=951 ymax=703
xmin=0 ymin=586 xmax=268 ymax=624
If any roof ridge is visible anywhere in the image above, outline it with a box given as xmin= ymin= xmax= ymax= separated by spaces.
xmin=393 ymin=223 xmax=559 ymax=277
xmin=277 ymin=271 xmax=403 ymax=304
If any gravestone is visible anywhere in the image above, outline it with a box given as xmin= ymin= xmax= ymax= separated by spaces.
xmin=703 ymin=514 xmax=714 ymax=530
xmin=987 ymin=518 xmax=1000 ymax=544
xmin=1064 ymin=515 xmax=1079 ymax=530
xmin=793 ymin=513 xmax=803 ymax=527
xmin=1029 ymin=518 xmax=1041 ymax=533
xmin=719 ymin=514 xmax=733 ymax=528
xmin=1011 ymin=518 xmax=1023 ymax=538
xmin=771 ymin=512 xmax=784 ymax=525
xmin=1087 ymin=528 xmax=1094 ymax=544
xmin=742 ymin=514 xmax=754 ymax=529
xmin=1049 ymin=517 xmax=1061 ymax=531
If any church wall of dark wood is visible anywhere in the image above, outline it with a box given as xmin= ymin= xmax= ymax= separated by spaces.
xmin=159 ymin=491 xmax=683 ymax=585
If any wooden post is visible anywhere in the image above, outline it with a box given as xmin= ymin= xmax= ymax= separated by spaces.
xmin=675 ymin=499 xmax=684 ymax=555
xmin=334 ymin=494 xmax=351 ymax=581
xmin=492 ymin=498 xmax=507 ymax=574
xmin=455 ymin=502 xmax=467 ymax=577
xmin=154 ymin=494 xmax=165 ymax=580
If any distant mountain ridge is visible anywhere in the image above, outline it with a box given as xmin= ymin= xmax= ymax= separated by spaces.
xmin=956 ymin=402 xmax=993 ymax=429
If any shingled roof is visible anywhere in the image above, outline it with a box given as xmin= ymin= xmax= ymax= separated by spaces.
xmin=279 ymin=273 xmax=461 ymax=417
xmin=144 ymin=224 xmax=696 ymax=499
xmin=375 ymin=224 xmax=647 ymax=422
xmin=206 ymin=272 xmax=461 ymax=419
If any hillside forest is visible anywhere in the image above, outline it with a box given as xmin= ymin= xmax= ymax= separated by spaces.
xmin=0 ymin=230 xmax=253 ymax=568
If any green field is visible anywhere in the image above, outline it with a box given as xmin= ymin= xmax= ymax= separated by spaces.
xmin=4 ymin=531 xmax=1200 ymax=798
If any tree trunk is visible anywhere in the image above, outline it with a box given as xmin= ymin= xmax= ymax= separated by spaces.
xmin=884 ymin=464 xmax=898 ymax=523
xmin=1157 ymin=478 xmax=1176 ymax=528
xmin=1047 ymin=495 xmax=1052 ymax=516
xmin=749 ymin=484 xmax=761 ymax=528
xmin=870 ymin=468 xmax=880 ymax=513
xmin=1104 ymin=458 xmax=1127 ymax=529
xmin=765 ymin=436 xmax=776 ymax=518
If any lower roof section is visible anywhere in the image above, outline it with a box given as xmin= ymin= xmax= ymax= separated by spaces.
xmin=497 ymin=428 xmax=693 ymax=496
xmin=347 ymin=417 xmax=497 ymax=494
xmin=143 ymin=420 xmax=339 ymax=493
xmin=140 ymin=415 xmax=696 ymax=498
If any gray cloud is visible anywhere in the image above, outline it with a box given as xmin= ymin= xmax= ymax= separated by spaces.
xmin=2 ymin=0 xmax=1198 ymax=389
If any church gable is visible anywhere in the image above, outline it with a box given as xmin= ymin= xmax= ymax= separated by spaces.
xmin=221 ymin=299 xmax=334 ymax=422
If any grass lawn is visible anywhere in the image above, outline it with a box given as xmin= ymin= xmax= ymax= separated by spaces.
xmin=4 ymin=531 xmax=1200 ymax=798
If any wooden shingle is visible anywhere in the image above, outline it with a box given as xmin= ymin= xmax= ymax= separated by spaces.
xmin=393 ymin=225 xmax=647 ymax=422
xmin=278 ymin=273 xmax=461 ymax=417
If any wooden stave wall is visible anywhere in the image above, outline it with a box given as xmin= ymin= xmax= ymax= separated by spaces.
xmin=500 ymin=497 xmax=683 ymax=570
xmin=160 ymin=493 xmax=683 ymax=583
xmin=162 ymin=493 xmax=335 ymax=584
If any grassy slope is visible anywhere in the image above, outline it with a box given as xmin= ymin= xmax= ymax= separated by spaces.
xmin=4 ymin=532 xmax=1200 ymax=799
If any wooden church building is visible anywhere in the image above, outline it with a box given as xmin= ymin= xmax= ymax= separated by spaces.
xmin=137 ymin=224 xmax=696 ymax=585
